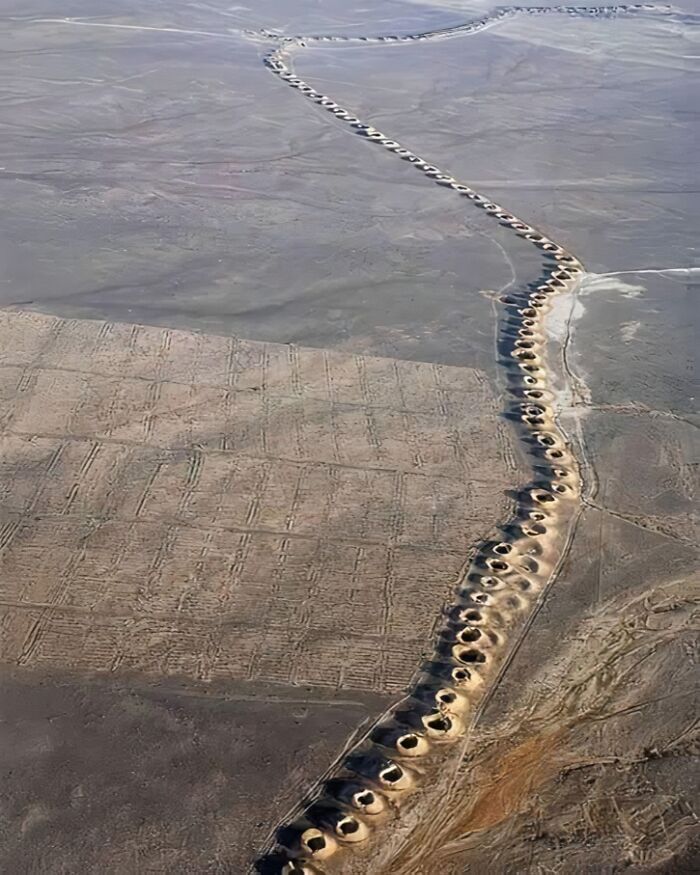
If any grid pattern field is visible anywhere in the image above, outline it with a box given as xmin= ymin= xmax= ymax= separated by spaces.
xmin=0 ymin=310 xmax=517 ymax=691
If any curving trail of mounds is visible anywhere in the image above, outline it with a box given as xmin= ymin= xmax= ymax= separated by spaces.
xmin=253 ymin=6 xmax=671 ymax=873
xmin=251 ymin=3 xmax=669 ymax=46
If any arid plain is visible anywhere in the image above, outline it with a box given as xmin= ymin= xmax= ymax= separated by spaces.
xmin=0 ymin=2 xmax=697 ymax=873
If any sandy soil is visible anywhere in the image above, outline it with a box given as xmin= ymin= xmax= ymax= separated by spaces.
xmin=0 ymin=1 xmax=697 ymax=873
xmin=0 ymin=309 xmax=521 ymax=871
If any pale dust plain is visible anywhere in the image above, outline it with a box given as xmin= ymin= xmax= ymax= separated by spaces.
xmin=1 ymin=0 xmax=699 ymax=873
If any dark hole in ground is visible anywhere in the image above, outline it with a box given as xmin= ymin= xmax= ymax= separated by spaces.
xmin=458 ymin=649 xmax=486 ymax=664
xmin=460 ymin=628 xmax=482 ymax=642
xmin=339 ymin=819 xmax=359 ymax=836
xmin=426 ymin=716 xmax=451 ymax=732
xmin=307 ymin=836 xmax=326 ymax=853
xmin=381 ymin=766 xmax=403 ymax=784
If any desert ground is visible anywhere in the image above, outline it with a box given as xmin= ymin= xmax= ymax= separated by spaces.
xmin=0 ymin=2 xmax=697 ymax=873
